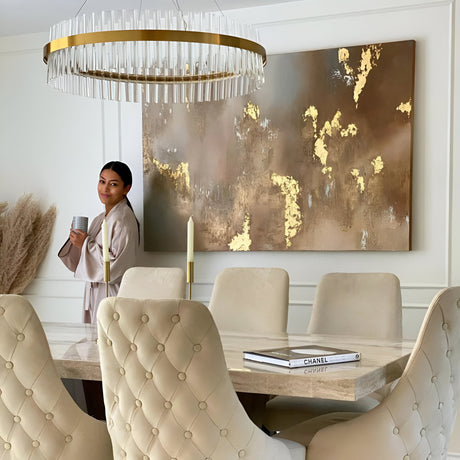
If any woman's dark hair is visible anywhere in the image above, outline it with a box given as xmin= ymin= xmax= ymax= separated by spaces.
xmin=101 ymin=161 xmax=140 ymax=241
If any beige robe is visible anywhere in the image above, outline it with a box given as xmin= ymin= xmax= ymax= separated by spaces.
xmin=59 ymin=199 xmax=138 ymax=323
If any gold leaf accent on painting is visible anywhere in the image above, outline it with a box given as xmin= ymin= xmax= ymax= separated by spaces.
xmin=244 ymin=102 xmax=260 ymax=120
xmin=271 ymin=173 xmax=302 ymax=248
xmin=353 ymin=44 xmax=382 ymax=107
xmin=371 ymin=156 xmax=384 ymax=174
xmin=396 ymin=99 xmax=412 ymax=116
xmin=303 ymin=107 xmax=357 ymax=178
xmin=151 ymin=157 xmax=191 ymax=192
xmin=338 ymin=48 xmax=354 ymax=75
xmin=351 ymin=168 xmax=365 ymax=193
xmin=341 ymin=123 xmax=358 ymax=137
xmin=228 ymin=213 xmax=252 ymax=251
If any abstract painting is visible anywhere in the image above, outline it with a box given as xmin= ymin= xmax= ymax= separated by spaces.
xmin=143 ymin=40 xmax=415 ymax=251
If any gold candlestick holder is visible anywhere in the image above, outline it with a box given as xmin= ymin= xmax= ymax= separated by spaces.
xmin=187 ymin=261 xmax=194 ymax=300
xmin=104 ymin=261 xmax=110 ymax=297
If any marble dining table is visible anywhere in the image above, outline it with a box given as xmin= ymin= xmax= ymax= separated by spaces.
xmin=44 ymin=322 xmax=414 ymax=402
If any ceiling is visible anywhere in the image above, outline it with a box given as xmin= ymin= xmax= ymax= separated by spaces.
xmin=0 ymin=0 xmax=292 ymax=37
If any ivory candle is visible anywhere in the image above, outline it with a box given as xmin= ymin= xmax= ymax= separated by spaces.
xmin=102 ymin=219 xmax=110 ymax=262
xmin=187 ymin=217 xmax=194 ymax=262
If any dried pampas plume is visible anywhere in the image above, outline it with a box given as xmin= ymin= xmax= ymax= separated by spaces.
xmin=0 ymin=194 xmax=57 ymax=294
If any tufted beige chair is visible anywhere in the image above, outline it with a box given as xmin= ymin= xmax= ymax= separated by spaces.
xmin=118 ymin=266 xmax=186 ymax=299
xmin=208 ymin=267 xmax=289 ymax=334
xmin=263 ymin=272 xmax=403 ymax=431
xmin=97 ymin=297 xmax=306 ymax=460
xmin=0 ymin=294 xmax=112 ymax=459
xmin=276 ymin=286 xmax=460 ymax=459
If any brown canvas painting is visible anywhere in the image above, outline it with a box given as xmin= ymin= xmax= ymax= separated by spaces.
xmin=143 ymin=40 xmax=415 ymax=251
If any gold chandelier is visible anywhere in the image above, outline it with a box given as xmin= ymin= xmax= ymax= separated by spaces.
xmin=43 ymin=9 xmax=266 ymax=103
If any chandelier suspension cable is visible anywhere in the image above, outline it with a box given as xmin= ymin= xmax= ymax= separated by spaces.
xmin=43 ymin=2 xmax=266 ymax=103
xmin=74 ymin=0 xmax=88 ymax=17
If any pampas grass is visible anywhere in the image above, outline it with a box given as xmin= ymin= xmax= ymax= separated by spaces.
xmin=0 ymin=194 xmax=56 ymax=294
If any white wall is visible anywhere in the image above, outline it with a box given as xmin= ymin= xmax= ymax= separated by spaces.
xmin=1 ymin=0 xmax=460 ymax=454
xmin=0 ymin=0 xmax=457 ymax=332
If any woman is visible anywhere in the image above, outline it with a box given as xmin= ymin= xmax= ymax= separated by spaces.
xmin=59 ymin=161 xmax=139 ymax=324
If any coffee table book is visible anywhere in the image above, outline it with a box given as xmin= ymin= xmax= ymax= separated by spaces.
xmin=243 ymin=345 xmax=361 ymax=368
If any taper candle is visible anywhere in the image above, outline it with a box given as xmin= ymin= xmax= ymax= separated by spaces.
xmin=187 ymin=217 xmax=194 ymax=262
xmin=102 ymin=219 xmax=109 ymax=262
xmin=102 ymin=219 xmax=110 ymax=285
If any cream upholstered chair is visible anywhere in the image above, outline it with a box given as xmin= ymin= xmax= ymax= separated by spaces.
xmin=306 ymin=272 xmax=402 ymax=339
xmin=0 ymin=294 xmax=112 ymax=459
xmin=277 ymin=286 xmax=460 ymax=460
xmin=208 ymin=267 xmax=289 ymax=334
xmin=118 ymin=266 xmax=186 ymax=299
xmin=97 ymin=297 xmax=305 ymax=460
xmin=264 ymin=272 xmax=403 ymax=431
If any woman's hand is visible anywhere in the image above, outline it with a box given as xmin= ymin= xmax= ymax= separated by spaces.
xmin=69 ymin=228 xmax=87 ymax=248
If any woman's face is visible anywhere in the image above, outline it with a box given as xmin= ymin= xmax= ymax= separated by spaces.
xmin=98 ymin=169 xmax=131 ymax=212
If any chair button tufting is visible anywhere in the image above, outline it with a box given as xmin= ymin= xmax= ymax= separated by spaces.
xmin=439 ymin=402 xmax=444 ymax=409
xmin=143 ymin=456 xmax=149 ymax=460
xmin=0 ymin=307 xmax=5 ymax=315
xmin=5 ymin=361 xmax=13 ymax=369
xmin=114 ymin=395 xmax=119 ymax=403
xmin=220 ymin=429 xmax=228 ymax=437
xmin=126 ymin=423 xmax=131 ymax=432
xmin=193 ymin=344 xmax=202 ymax=352
xmin=431 ymin=376 xmax=438 ymax=383
xmin=157 ymin=343 xmax=165 ymax=352
xmin=152 ymin=428 xmax=159 ymax=436
xmin=136 ymin=399 xmax=142 ymax=408
xmin=16 ymin=333 xmax=25 ymax=341
xmin=171 ymin=314 xmax=180 ymax=323
xmin=184 ymin=431 xmax=192 ymax=439
xmin=32 ymin=440 xmax=40 ymax=448
xmin=106 ymin=338 xmax=112 ymax=346
xmin=130 ymin=343 xmax=137 ymax=352
xmin=146 ymin=371 xmax=153 ymax=379
xmin=393 ymin=427 xmax=399 ymax=435
xmin=65 ymin=435 xmax=73 ymax=443
xmin=25 ymin=389 xmax=33 ymax=397
xmin=141 ymin=314 xmax=149 ymax=323
xmin=427 ymin=455 xmax=432 ymax=460
xmin=198 ymin=401 xmax=208 ymax=410
xmin=412 ymin=402 xmax=419 ymax=410
xmin=45 ymin=413 xmax=54 ymax=420
xmin=120 ymin=450 xmax=127 ymax=458
xmin=4 ymin=442 xmax=11 ymax=450
xmin=164 ymin=401 xmax=172 ymax=409
xmin=442 ymin=323 xmax=448 ymax=330
xmin=113 ymin=312 xmax=120 ymax=320
xmin=13 ymin=416 xmax=21 ymax=423
xmin=420 ymin=428 xmax=426 ymax=437
xmin=403 ymin=456 xmax=409 ymax=460
xmin=120 ymin=367 xmax=126 ymax=375
xmin=178 ymin=372 xmax=186 ymax=381
xmin=446 ymin=350 xmax=452 ymax=358
xmin=238 ymin=450 xmax=246 ymax=457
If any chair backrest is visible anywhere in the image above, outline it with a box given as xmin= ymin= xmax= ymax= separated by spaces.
xmin=0 ymin=294 xmax=112 ymax=460
xmin=117 ymin=266 xmax=186 ymax=299
xmin=307 ymin=272 xmax=402 ymax=340
xmin=302 ymin=286 xmax=460 ymax=460
xmin=97 ymin=297 xmax=305 ymax=460
xmin=208 ymin=267 xmax=289 ymax=334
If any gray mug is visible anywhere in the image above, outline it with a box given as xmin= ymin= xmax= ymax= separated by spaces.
xmin=72 ymin=216 xmax=88 ymax=233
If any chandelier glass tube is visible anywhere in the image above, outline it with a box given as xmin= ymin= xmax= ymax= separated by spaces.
xmin=43 ymin=9 xmax=266 ymax=103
